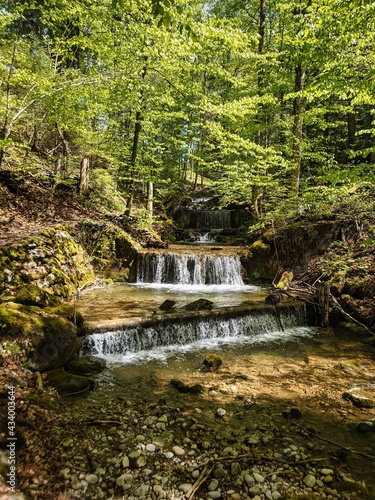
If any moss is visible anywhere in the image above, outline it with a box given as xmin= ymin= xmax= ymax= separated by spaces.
xmin=249 ymin=239 xmax=271 ymax=256
xmin=24 ymin=393 xmax=60 ymax=411
xmin=14 ymin=284 xmax=61 ymax=307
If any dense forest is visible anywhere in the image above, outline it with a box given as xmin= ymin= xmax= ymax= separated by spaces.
xmin=1 ymin=2 xmax=375 ymax=499
xmin=1 ymin=0 xmax=374 ymax=221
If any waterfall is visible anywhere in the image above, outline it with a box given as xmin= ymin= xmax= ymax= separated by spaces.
xmin=194 ymin=210 xmax=232 ymax=230
xmin=136 ymin=252 xmax=245 ymax=285
xmin=81 ymin=305 xmax=307 ymax=358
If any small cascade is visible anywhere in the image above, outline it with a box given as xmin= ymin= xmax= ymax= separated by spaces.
xmin=136 ymin=252 xmax=245 ymax=285
xmin=181 ymin=209 xmax=233 ymax=242
xmin=81 ymin=305 xmax=307 ymax=358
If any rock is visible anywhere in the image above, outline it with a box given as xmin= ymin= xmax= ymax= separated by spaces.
xmin=133 ymin=484 xmax=150 ymax=497
xmin=45 ymin=369 xmax=93 ymax=396
xmin=178 ymin=483 xmax=193 ymax=493
xmin=85 ymin=474 xmax=98 ymax=485
xmin=170 ymin=379 xmax=203 ymax=394
xmin=357 ymin=418 xmax=375 ymax=432
xmin=303 ymin=474 xmax=316 ymax=487
xmin=159 ymin=299 xmax=177 ymax=311
xmin=208 ymin=478 xmax=219 ymax=490
xmin=343 ymin=385 xmax=375 ymax=408
xmin=116 ymin=473 xmax=133 ymax=487
xmin=253 ymin=472 xmax=265 ymax=483
xmin=203 ymin=353 xmax=223 ymax=371
xmin=172 ymin=445 xmax=186 ymax=457
xmin=0 ymin=302 xmax=79 ymax=371
xmin=282 ymin=406 xmax=302 ymax=419
xmin=216 ymin=408 xmax=226 ymax=419
xmin=14 ymin=284 xmax=59 ymax=308
xmin=184 ymin=298 xmax=214 ymax=311
xmin=146 ymin=238 xmax=169 ymax=249
xmin=64 ymin=356 xmax=106 ymax=375
xmin=208 ymin=491 xmax=221 ymax=499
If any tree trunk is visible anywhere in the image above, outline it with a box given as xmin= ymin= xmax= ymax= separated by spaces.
xmin=79 ymin=157 xmax=90 ymax=196
xmin=126 ymin=64 xmax=147 ymax=214
xmin=317 ymin=282 xmax=330 ymax=327
xmin=147 ymin=180 xmax=154 ymax=217
xmin=347 ymin=110 xmax=356 ymax=162
xmin=291 ymin=63 xmax=306 ymax=196
xmin=251 ymin=0 xmax=266 ymax=219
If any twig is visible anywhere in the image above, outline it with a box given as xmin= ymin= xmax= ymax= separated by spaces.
xmin=186 ymin=462 xmax=214 ymax=499
xmin=294 ymin=423 xmax=375 ymax=460
xmin=83 ymin=419 xmax=122 ymax=425
xmin=85 ymin=447 xmax=95 ymax=472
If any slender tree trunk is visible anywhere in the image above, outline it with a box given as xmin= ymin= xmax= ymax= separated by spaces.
xmin=126 ymin=65 xmax=147 ymax=214
xmin=251 ymin=0 xmax=266 ymax=218
xmin=291 ymin=63 xmax=306 ymax=196
xmin=147 ymin=180 xmax=154 ymax=217
xmin=79 ymin=157 xmax=90 ymax=196
xmin=347 ymin=110 xmax=356 ymax=163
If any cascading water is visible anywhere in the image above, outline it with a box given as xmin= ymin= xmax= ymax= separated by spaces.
xmin=136 ymin=252 xmax=245 ymax=285
xmin=81 ymin=304 xmax=309 ymax=361
xmin=182 ymin=209 xmax=232 ymax=242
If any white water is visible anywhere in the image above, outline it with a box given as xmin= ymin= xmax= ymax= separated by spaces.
xmin=81 ymin=305 xmax=309 ymax=364
xmin=136 ymin=253 xmax=245 ymax=285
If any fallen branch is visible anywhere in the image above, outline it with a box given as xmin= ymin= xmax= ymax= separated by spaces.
xmin=294 ymin=423 xmax=375 ymax=460
xmin=330 ymin=295 xmax=374 ymax=336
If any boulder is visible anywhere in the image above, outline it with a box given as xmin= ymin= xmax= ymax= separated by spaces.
xmin=202 ymin=354 xmax=223 ymax=371
xmin=64 ymin=356 xmax=106 ymax=375
xmin=342 ymin=384 xmax=375 ymax=408
xmin=45 ymin=368 xmax=94 ymax=396
xmin=184 ymin=299 xmax=214 ymax=311
xmin=159 ymin=299 xmax=177 ymax=311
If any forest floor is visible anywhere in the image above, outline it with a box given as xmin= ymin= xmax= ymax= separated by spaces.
xmin=0 ymin=170 xmax=106 ymax=246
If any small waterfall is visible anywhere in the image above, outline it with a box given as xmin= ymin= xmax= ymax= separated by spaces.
xmin=194 ymin=210 xmax=232 ymax=230
xmin=81 ymin=305 xmax=307 ymax=358
xmin=136 ymin=252 xmax=245 ymax=285
xmin=181 ymin=209 xmax=233 ymax=242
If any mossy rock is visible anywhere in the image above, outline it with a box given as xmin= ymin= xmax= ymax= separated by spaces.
xmin=184 ymin=299 xmax=214 ymax=311
xmin=0 ymin=224 xmax=95 ymax=298
xmin=44 ymin=368 xmax=94 ymax=396
xmin=249 ymin=239 xmax=271 ymax=256
xmin=0 ymin=302 xmax=79 ymax=371
xmin=64 ymin=356 xmax=106 ymax=376
xmin=46 ymin=304 xmax=86 ymax=334
xmin=24 ymin=393 xmax=60 ymax=411
xmin=202 ymin=354 xmax=223 ymax=371
xmin=14 ymin=284 xmax=61 ymax=307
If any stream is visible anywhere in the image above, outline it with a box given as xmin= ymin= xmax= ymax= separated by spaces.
xmin=68 ymin=215 xmax=375 ymax=498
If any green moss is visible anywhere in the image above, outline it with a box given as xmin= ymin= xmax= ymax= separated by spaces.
xmin=249 ymin=239 xmax=271 ymax=255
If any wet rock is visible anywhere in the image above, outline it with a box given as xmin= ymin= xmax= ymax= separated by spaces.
xmin=64 ymin=356 xmax=106 ymax=375
xmin=184 ymin=298 xmax=214 ymax=311
xmin=203 ymin=353 xmax=223 ymax=371
xmin=45 ymin=368 xmax=93 ymax=396
xmin=343 ymin=385 xmax=375 ymax=408
xmin=159 ymin=299 xmax=177 ymax=311
xmin=357 ymin=418 xmax=375 ymax=432
xmin=282 ymin=406 xmax=302 ymax=419
xmin=170 ymin=378 xmax=203 ymax=394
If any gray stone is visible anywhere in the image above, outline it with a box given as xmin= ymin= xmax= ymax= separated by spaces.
xmin=253 ymin=472 xmax=265 ymax=483
xmin=208 ymin=491 xmax=221 ymax=499
xmin=134 ymin=484 xmax=150 ymax=498
xmin=303 ymin=474 xmax=316 ymax=487
xmin=208 ymin=478 xmax=219 ymax=491
xmin=85 ymin=474 xmax=98 ymax=485
xmin=178 ymin=483 xmax=193 ymax=493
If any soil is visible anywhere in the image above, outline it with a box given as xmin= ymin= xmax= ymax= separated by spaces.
xmin=0 ymin=170 xmax=105 ymax=246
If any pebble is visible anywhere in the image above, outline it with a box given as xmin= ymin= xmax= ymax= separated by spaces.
xmin=85 ymin=474 xmax=98 ymax=485
xmin=303 ymin=474 xmax=316 ymax=487
xmin=172 ymin=445 xmax=186 ymax=456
